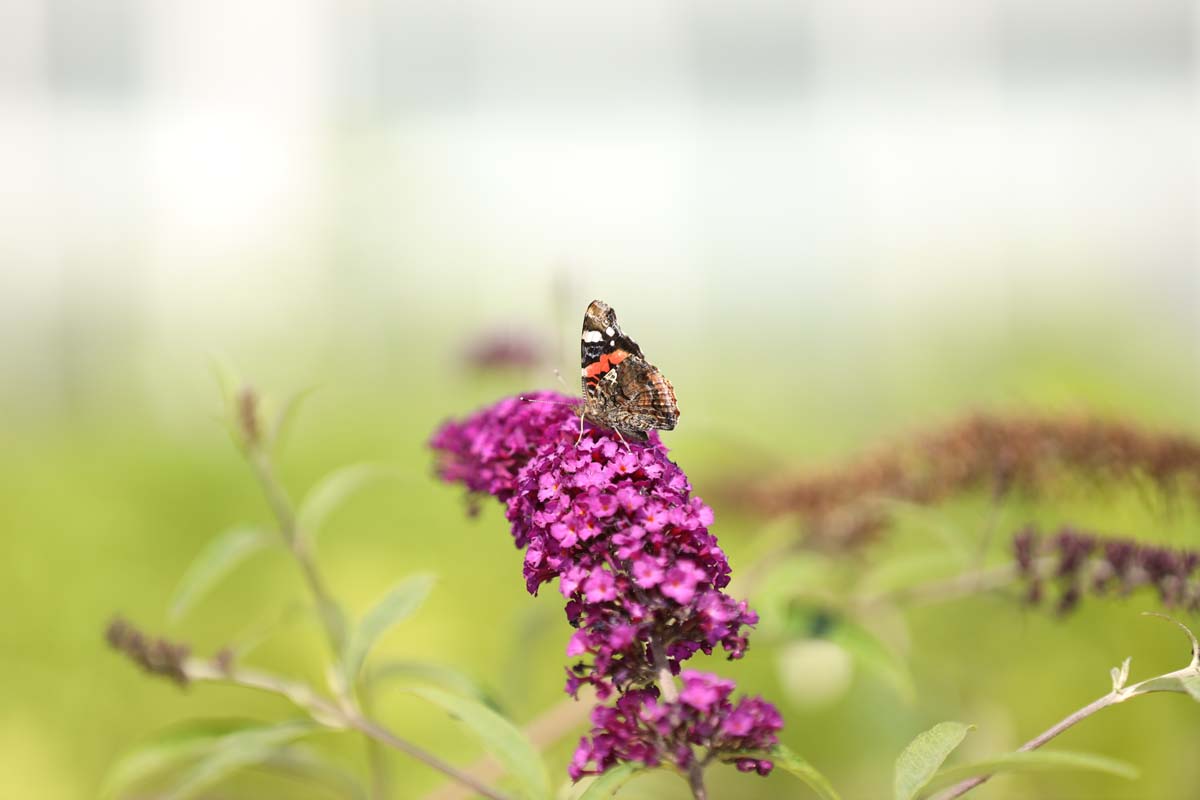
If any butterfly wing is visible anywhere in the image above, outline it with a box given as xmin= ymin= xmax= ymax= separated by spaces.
xmin=581 ymin=299 xmax=643 ymax=399
xmin=580 ymin=300 xmax=679 ymax=439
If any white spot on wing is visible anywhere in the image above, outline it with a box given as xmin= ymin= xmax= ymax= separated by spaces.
xmin=605 ymin=326 xmax=615 ymax=336
xmin=582 ymin=330 xmax=603 ymax=343
xmin=580 ymin=367 xmax=588 ymax=376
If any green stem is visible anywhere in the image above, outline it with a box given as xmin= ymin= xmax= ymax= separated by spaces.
xmin=934 ymin=691 xmax=1118 ymax=799
xmin=359 ymin=684 xmax=392 ymax=798
xmin=247 ymin=450 xmax=344 ymax=644
xmin=936 ymin=656 xmax=1200 ymax=799
xmin=245 ymin=446 xmax=388 ymax=796
xmin=187 ymin=659 xmax=509 ymax=800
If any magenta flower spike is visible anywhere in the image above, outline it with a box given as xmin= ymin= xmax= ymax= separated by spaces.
xmin=432 ymin=392 xmax=783 ymax=781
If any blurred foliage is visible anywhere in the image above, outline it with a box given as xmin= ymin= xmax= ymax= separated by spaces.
xmin=4 ymin=302 xmax=1200 ymax=800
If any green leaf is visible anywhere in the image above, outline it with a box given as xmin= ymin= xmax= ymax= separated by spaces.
xmin=410 ymin=686 xmax=549 ymax=800
xmin=769 ymin=744 xmax=842 ymax=800
xmin=207 ymin=354 xmax=243 ymax=443
xmin=1183 ymin=672 xmax=1200 ymax=702
xmin=260 ymin=744 xmax=368 ymax=800
xmin=1137 ymin=670 xmax=1200 ymax=700
xmin=100 ymin=719 xmax=256 ymax=799
xmin=1142 ymin=612 xmax=1200 ymax=666
xmin=207 ymin=353 xmax=241 ymax=406
xmin=894 ymin=721 xmax=974 ymax=800
xmin=369 ymin=660 xmax=501 ymax=711
xmin=298 ymin=463 xmax=402 ymax=540
xmin=342 ymin=574 xmax=436 ymax=681
xmin=829 ymin=616 xmax=916 ymax=703
xmin=229 ymin=602 xmax=318 ymax=659
xmin=924 ymin=749 xmax=1139 ymax=793
xmin=267 ymin=385 xmax=319 ymax=453
xmin=577 ymin=763 xmax=644 ymax=799
xmin=163 ymin=720 xmax=318 ymax=799
xmin=169 ymin=527 xmax=274 ymax=621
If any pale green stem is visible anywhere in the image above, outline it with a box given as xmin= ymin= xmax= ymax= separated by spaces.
xmin=936 ymin=659 xmax=1200 ymax=800
xmin=186 ymin=659 xmax=510 ymax=800
xmin=245 ymin=445 xmax=387 ymax=796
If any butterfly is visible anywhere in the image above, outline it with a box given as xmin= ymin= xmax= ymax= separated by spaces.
xmin=579 ymin=300 xmax=680 ymax=443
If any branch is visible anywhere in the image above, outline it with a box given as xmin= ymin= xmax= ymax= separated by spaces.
xmin=184 ymin=657 xmax=513 ymax=800
xmin=936 ymin=615 xmax=1200 ymax=799
xmin=246 ymin=446 xmax=346 ymax=654
xmin=106 ymin=615 xmax=512 ymax=799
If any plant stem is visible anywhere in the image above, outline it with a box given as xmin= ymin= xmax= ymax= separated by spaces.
xmin=360 ymin=689 xmax=392 ymax=799
xmin=187 ymin=658 xmax=511 ymax=800
xmin=246 ymin=446 xmax=388 ymax=796
xmin=247 ymin=449 xmax=345 ymax=651
xmin=938 ymin=646 xmax=1200 ymax=800
xmin=855 ymin=558 xmax=1060 ymax=612
xmin=686 ymin=761 xmax=708 ymax=800
xmin=935 ymin=690 xmax=1117 ymax=799
xmin=648 ymin=637 xmax=679 ymax=703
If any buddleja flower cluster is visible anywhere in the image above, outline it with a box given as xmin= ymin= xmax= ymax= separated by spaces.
xmin=431 ymin=392 xmax=782 ymax=780
xmin=569 ymin=671 xmax=782 ymax=780
xmin=1014 ymin=525 xmax=1200 ymax=614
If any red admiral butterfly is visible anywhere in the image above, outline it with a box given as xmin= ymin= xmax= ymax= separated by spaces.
xmin=579 ymin=300 xmax=680 ymax=443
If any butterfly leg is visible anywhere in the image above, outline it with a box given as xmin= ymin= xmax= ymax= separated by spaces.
xmin=612 ymin=427 xmax=634 ymax=454
xmin=575 ymin=408 xmax=586 ymax=446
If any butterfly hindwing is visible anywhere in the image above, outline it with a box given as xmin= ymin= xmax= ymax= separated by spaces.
xmin=579 ymin=300 xmax=679 ymax=441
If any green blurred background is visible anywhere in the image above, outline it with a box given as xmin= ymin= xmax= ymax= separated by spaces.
xmin=2 ymin=2 xmax=1198 ymax=798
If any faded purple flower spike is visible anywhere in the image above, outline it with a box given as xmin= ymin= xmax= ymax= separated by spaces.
xmin=462 ymin=330 xmax=544 ymax=373
xmin=1013 ymin=525 xmax=1200 ymax=614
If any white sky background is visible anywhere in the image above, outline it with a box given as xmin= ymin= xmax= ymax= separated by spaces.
xmin=0 ymin=0 xmax=1196 ymax=410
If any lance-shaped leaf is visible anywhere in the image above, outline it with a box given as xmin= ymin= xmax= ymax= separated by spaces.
xmin=410 ymin=686 xmax=550 ymax=800
xmin=768 ymin=744 xmax=842 ymax=800
xmin=261 ymin=744 xmax=368 ymax=800
xmin=894 ymin=721 xmax=973 ymax=800
xmin=164 ymin=720 xmax=318 ymax=799
xmin=924 ymin=749 xmax=1138 ymax=794
xmin=207 ymin=354 xmax=243 ymax=443
xmin=342 ymin=574 xmax=436 ymax=681
xmin=1144 ymin=613 xmax=1199 ymax=667
xmin=1183 ymin=673 xmax=1200 ymax=702
xmin=101 ymin=719 xmax=255 ymax=799
xmin=267 ymin=385 xmax=319 ymax=453
xmin=577 ymin=763 xmax=644 ymax=799
xmin=170 ymin=526 xmax=274 ymax=621
xmin=207 ymin=353 xmax=240 ymax=407
xmin=1132 ymin=614 xmax=1200 ymax=701
xmin=298 ymin=463 xmax=403 ymax=540
xmin=369 ymin=659 xmax=502 ymax=711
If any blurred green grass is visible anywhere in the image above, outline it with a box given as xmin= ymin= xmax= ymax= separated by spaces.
xmin=4 ymin=302 xmax=1200 ymax=799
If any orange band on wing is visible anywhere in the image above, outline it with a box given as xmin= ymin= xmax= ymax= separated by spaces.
xmin=584 ymin=349 xmax=628 ymax=378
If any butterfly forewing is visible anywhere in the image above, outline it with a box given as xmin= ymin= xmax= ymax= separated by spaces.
xmin=579 ymin=300 xmax=680 ymax=441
